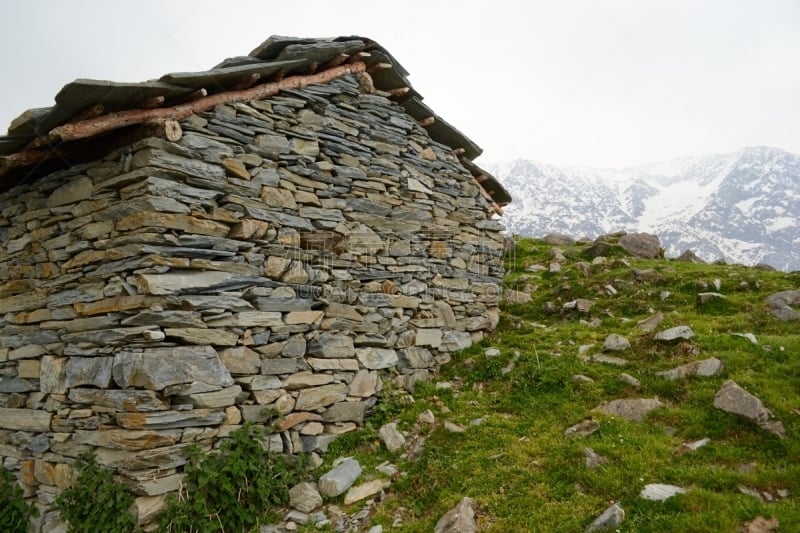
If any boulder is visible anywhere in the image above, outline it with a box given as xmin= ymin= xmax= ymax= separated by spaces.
xmin=434 ymin=497 xmax=477 ymax=533
xmin=619 ymin=233 xmax=661 ymax=258
xmin=586 ymin=503 xmax=624 ymax=532
xmin=713 ymin=380 xmax=785 ymax=437
xmin=596 ymin=398 xmax=663 ymax=422
xmin=766 ymin=290 xmax=800 ymax=321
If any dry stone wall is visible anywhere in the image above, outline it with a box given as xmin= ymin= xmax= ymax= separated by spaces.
xmin=0 ymin=74 xmax=504 ymax=528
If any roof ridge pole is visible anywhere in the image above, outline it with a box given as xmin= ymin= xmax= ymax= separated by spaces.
xmin=25 ymin=62 xmax=368 ymax=150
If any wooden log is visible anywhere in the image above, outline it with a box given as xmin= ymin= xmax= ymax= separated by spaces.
xmin=138 ymin=95 xmax=165 ymax=109
xmin=417 ymin=117 xmax=435 ymax=127
xmin=367 ymin=62 xmax=392 ymax=73
xmin=358 ymin=72 xmax=375 ymax=94
xmin=33 ymin=62 xmax=367 ymax=148
xmin=387 ymin=87 xmax=410 ymax=98
xmin=322 ymin=53 xmax=350 ymax=69
xmin=76 ymin=103 xmax=106 ymax=121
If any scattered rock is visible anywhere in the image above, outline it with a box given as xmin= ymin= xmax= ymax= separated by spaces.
xmin=632 ymin=268 xmax=662 ymax=282
xmin=654 ymin=326 xmax=695 ymax=342
xmin=417 ymin=409 xmax=436 ymax=425
xmin=379 ymin=422 xmax=407 ymax=454
xmin=732 ymin=332 xmax=758 ymax=345
xmin=697 ymin=292 xmax=726 ymax=305
xmin=713 ymin=380 xmax=785 ymax=438
xmin=676 ymin=437 xmax=710 ymax=455
xmin=590 ymin=354 xmax=628 ymax=366
xmin=585 ymin=502 xmax=624 ymax=532
xmin=443 ymin=421 xmax=466 ymax=433
xmin=549 ymin=262 xmax=562 ymax=273
xmin=572 ymin=374 xmax=595 ymax=384
xmin=318 ymin=458 xmax=362 ymax=498
xmin=484 ymin=347 xmax=501 ymax=358
xmin=434 ymin=497 xmax=477 ymax=533
xmin=584 ymin=447 xmax=607 ymax=468
xmin=656 ymin=357 xmax=724 ymax=380
xmin=565 ymin=419 xmax=600 ymax=438
xmin=289 ymin=482 xmax=323 ymax=513
xmin=640 ymin=483 xmax=687 ymax=501
xmin=344 ymin=479 xmax=386 ymax=505
xmin=602 ymin=334 xmax=630 ymax=352
xmin=740 ymin=516 xmax=779 ymax=533
xmin=675 ymin=250 xmax=706 ymax=264
xmin=619 ymin=232 xmax=661 ymax=258
xmin=563 ymin=299 xmax=595 ymax=313
xmin=596 ymin=398 xmax=663 ymax=422
xmin=619 ymin=373 xmax=641 ymax=389
xmin=766 ymin=290 xmax=800 ymax=320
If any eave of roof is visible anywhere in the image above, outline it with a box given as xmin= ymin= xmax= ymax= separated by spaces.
xmin=0 ymin=35 xmax=511 ymax=206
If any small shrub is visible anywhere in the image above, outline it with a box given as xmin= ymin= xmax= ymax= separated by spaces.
xmin=159 ymin=423 xmax=306 ymax=532
xmin=54 ymin=453 xmax=138 ymax=533
xmin=1 ymin=468 xmax=38 ymax=533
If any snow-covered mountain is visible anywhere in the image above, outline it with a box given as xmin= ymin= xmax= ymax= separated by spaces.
xmin=492 ymin=146 xmax=800 ymax=271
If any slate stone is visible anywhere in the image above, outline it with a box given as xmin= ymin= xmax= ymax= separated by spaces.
xmin=586 ymin=503 xmax=625 ymax=532
xmin=657 ymin=357 xmax=724 ymax=380
xmin=640 ymin=484 xmax=687 ymax=501
xmin=68 ymin=388 xmax=169 ymax=412
xmin=619 ymin=233 xmax=661 ymax=258
xmin=713 ymin=380 xmax=785 ymax=437
xmin=112 ymin=346 xmax=234 ymax=390
xmin=654 ymin=326 xmax=695 ymax=342
xmin=116 ymin=409 xmax=226 ymax=430
xmin=378 ymin=422 xmax=406 ymax=453
xmin=356 ymin=348 xmax=399 ymax=369
xmin=766 ymin=290 xmax=800 ymax=321
xmin=47 ymin=176 xmax=93 ymax=207
xmin=321 ymin=401 xmax=366 ymax=423
xmin=0 ymin=408 xmax=51 ymax=432
xmin=602 ymin=334 xmax=630 ymax=352
xmin=434 ymin=497 xmax=477 ymax=533
xmin=307 ymin=334 xmax=355 ymax=358
xmin=318 ymin=457 xmax=362 ymax=497
xmin=289 ymin=482 xmax=323 ymax=514
xmin=65 ymin=357 xmax=114 ymax=388
xmin=596 ymin=398 xmax=663 ymax=422
xmin=294 ymin=384 xmax=347 ymax=411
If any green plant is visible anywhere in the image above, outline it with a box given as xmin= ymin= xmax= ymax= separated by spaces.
xmin=1 ymin=468 xmax=38 ymax=533
xmin=159 ymin=423 xmax=307 ymax=532
xmin=54 ymin=453 xmax=138 ymax=533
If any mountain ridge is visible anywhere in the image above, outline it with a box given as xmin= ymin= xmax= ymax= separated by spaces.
xmin=491 ymin=146 xmax=800 ymax=271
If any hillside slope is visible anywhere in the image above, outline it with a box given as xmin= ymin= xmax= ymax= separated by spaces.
xmin=301 ymin=236 xmax=800 ymax=532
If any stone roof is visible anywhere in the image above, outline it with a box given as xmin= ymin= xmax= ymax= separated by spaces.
xmin=0 ymin=35 xmax=511 ymax=206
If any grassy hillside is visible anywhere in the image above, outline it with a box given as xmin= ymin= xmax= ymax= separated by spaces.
xmin=309 ymin=236 xmax=800 ymax=532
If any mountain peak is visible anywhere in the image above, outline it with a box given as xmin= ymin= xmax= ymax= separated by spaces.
xmin=493 ymin=148 xmax=800 ymax=271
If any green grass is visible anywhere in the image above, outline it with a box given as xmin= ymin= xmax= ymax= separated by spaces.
xmin=307 ymin=237 xmax=799 ymax=532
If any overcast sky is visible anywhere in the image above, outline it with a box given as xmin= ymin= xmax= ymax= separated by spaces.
xmin=1 ymin=0 xmax=798 ymax=169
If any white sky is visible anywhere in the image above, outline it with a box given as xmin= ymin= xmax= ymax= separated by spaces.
xmin=1 ymin=0 xmax=798 ymax=169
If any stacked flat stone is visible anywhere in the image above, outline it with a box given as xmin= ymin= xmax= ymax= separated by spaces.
xmin=0 ymin=74 xmax=504 ymax=529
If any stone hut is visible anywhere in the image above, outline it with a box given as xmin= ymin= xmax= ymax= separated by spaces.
xmin=0 ymin=35 xmax=511 ymax=529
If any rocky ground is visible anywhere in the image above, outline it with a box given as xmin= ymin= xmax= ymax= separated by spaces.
xmin=258 ymin=233 xmax=799 ymax=532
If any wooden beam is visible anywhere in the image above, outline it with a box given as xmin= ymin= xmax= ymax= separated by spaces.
xmin=367 ymin=62 xmax=392 ymax=74
xmin=230 ymin=73 xmax=260 ymax=91
xmin=27 ymin=62 xmax=367 ymax=149
xmin=322 ymin=53 xmax=350 ymax=69
xmin=417 ymin=116 xmax=435 ymax=127
xmin=138 ymin=95 xmax=165 ymax=109
xmin=387 ymin=87 xmax=410 ymax=98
